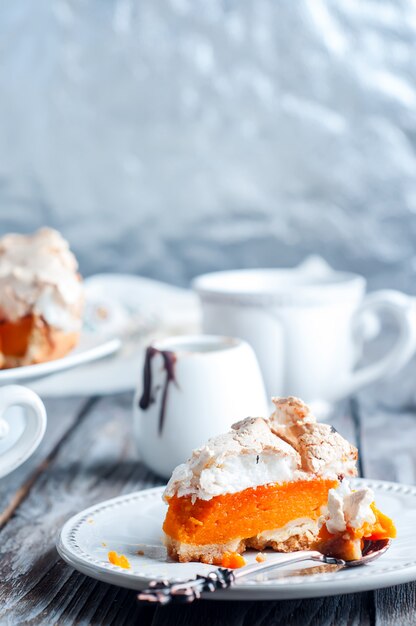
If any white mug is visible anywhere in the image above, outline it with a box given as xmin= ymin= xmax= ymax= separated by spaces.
xmin=133 ymin=335 xmax=268 ymax=477
xmin=193 ymin=261 xmax=416 ymax=406
xmin=0 ymin=385 xmax=47 ymax=479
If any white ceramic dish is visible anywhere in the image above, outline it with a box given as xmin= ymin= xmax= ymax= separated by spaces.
xmin=57 ymin=479 xmax=416 ymax=600
xmin=0 ymin=336 xmax=121 ymax=385
xmin=31 ymin=273 xmax=199 ymax=397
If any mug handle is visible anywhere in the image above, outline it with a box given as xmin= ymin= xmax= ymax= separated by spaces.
xmin=0 ymin=385 xmax=47 ymax=479
xmin=338 ymin=290 xmax=416 ymax=399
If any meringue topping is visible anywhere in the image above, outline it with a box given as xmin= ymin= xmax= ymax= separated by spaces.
xmin=320 ymin=480 xmax=376 ymax=534
xmin=270 ymin=396 xmax=358 ymax=476
xmin=164 ymin=397 xmax=358 ymax=502
xmin=0 ymin=228 xmax=83 ymax=331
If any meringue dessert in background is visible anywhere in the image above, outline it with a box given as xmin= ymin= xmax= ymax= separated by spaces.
xmin=162 ymin=397 xmax=395 ymax=566
xmin=0 ymin=227 xmax=84 ymax=368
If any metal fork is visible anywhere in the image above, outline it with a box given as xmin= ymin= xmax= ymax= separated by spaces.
xmin=137 ymin=539 xmax=391 ymax=604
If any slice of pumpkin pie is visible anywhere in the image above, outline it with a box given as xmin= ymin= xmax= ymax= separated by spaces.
xmin=162 ymin=397 xmax=359 ymax=565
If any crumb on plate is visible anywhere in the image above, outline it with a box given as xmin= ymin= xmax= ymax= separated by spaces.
xmin=108 ymin=551 xmax=131 ymax=569
xmin=220 ymin=552 xmax=246 ymax=569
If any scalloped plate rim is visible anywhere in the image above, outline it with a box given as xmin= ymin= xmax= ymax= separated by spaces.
xmin=57 ymin=478 xmax=416 ymax=600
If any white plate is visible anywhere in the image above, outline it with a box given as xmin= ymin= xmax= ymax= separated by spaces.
xmin=0 ymin=336 xmax=121 ymax=385
xmin=31 ymin=273 xmax=199 ymax=397
xmin=57 ymin=478 xmax=416 ymax=600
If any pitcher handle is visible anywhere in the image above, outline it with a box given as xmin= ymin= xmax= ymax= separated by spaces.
xmin=336 ymin=290 xmax=416 ymax=399
xmin=0 ymin=385 xmax=47 ymax=479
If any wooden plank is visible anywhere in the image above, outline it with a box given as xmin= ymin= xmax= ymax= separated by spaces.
xmin=151 ymin=593 xmax=374 ymax=626
xmin=357 ymin=398 xmax=416 ymax=626
xmin=0 ymin=392 xmax=163 ymax=625
xmin=374 ymin=583 xmax=416 ymax=626
xmin=0 ymin=394 xmax=372 ymax=626
xmin=358 ymin=401 xmax=416 ymax=484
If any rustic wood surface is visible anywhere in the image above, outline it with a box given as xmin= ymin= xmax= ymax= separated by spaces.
xmin=0 ymin=392 xmax=415 ymax=626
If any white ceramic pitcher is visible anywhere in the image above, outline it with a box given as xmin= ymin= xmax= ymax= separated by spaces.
xmin=193 ymin=258 xmax=416 ymax=405
xmin=133 ymin=335 xmax=268 ymax=477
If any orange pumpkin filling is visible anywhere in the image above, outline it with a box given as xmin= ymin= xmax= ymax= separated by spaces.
xmin=316 ymin=503 xmax=396 ymax=561
xmin=362 ymin=504 xmax=396 ymax=541
xmin=221 ymin=552 xmax=246 ymax=568
xmin=163 ymin=479 xmax=338 ymax=546
xmin=107 ymin=551 xmax=131 ymax=569
xmin=0 ymin=315 xmax=34 ymax=358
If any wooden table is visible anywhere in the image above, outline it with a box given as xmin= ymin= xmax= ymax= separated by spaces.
xmin=1 ymin=392 xmax=415 ymax=625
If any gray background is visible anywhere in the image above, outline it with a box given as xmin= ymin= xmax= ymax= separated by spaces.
xmin=1 ymin=0 xmax=416 ymax=291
